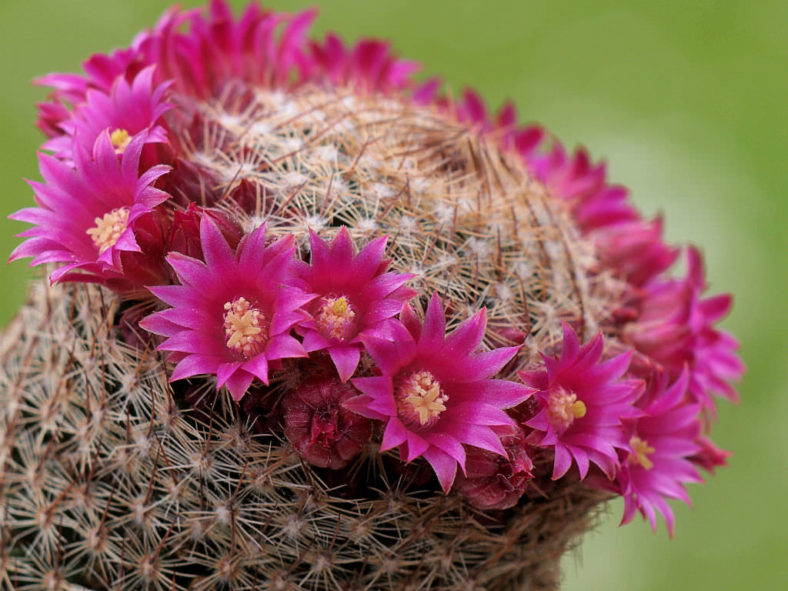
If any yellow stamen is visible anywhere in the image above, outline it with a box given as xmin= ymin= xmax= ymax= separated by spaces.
xmin=223 ymin=297 xmax=268 ymax=358
xmin=629 ymin=436 xmax=656 ymax=470
xmin=110 ymin=128 xmax=132 ymax=153
xmin=316 ymin=295 xmax=357 ymax=340
xmin=86 ymin=207 xmax=130 ymax=254
xmin=398 ymin=370 xmax=447 ymax=427
xmin=546 ymin=388 xmax=587 ymax=430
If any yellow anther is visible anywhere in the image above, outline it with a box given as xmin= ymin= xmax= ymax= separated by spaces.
xmin=547 ymin=388 xmax=586 ymax=430
xmin=398 ymin=370 xmax=447 ymax=427
xmin=223 ymin=297 xmax=268 ymax=358
xmin=629 ymin=436 xmax=656 ymax=470
xmin=316 ymin=295 xmax=357 ymax=340
xmin=110 ymin=128 xmax=132 ymax=153
xmin=86 ymin=207 xmax=130 ymax=254
xmin=571 ymin=399 xmax=587 ymax=419
xmin=332 ymin=297 xmax=348 ymax=315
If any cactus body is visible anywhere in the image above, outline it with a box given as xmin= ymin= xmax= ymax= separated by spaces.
xmin=1 ymin=2 xmax=742 ymax=589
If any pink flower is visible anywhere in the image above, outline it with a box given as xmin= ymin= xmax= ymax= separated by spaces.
xmin=624 ymin=248 xmax=744 ymax=413
xmin=35 ymin=45 xmax=145 ymax=135
xmin=42 ymin=66 xmax=172 ymax=160
xmin=298 ymin=228 xmax=416 ymax=382
xmin=519 ymin=323 xmax=641 ymax=480
xmin=453 ymin=425 xmax=534 ymax=511
xmin=9 ymin=132 xmax=170 ymax=284
xmin=35 ymin=41 xmax=149 ymax=106
xmin=139 ymin=217 xmax=314 ymax=401
xmin=345 ymin=294 xmax=530 ymax=492
xmin=282 ymin=374 xmax=373 ymax=470
xmin=617 ymin=371 xmax=703 ymax=536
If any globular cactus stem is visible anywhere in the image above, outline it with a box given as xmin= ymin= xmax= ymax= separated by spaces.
xmin=1 ymin=2 xmax=742 ymax=590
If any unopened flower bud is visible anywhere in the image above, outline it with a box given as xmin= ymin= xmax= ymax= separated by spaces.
xmin=283 ymin=375 xmax=372 ymax=470
xmin=454 ymin=426 xmax=534 ymax=511
xmin=689 ymin=436 xmax=731 ymax=475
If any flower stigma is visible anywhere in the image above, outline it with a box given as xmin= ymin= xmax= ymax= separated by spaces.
xmin=223 ymin=297 xmax=268 ymax=358
xmin=546 ymin=388 xmax=587 ymax=430
xmin=628 ymin=436 xmax=656 ymax=470
xmin=86 ymin=207 xmax=130 ymax=254
xmin=316 ymin=295 xmax=357 ymax=340
xmin=110 ymin=128 xmax=132 ymax=153
xmin=397 ymin=370 xmax=448 ymax=427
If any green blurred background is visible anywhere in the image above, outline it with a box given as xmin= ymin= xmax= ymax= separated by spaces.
xmin=0 ymin=1 xmax=785 ymax=588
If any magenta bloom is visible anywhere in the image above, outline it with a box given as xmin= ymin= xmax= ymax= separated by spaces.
xmin=345 ymin=294 xmax=530 ymax=492
xmin=617 ymin=371 xmax=703 ymax=535
xmin=140 ymin=217 xmax=314 ymax=400
xmin=624 ymin=248 xmax=744 ymax=413
xmin=298 ymin=228 xmax=416 ymax=382
xmin=42 ymin=66 xmax=172 ymax=160
xmin=519 ymin=324 xmax=641 ymax=480
xmin=35 ymin=45 xmax=145 ymax=135
xmin=9 ymin=132 xmax=170 ymax=284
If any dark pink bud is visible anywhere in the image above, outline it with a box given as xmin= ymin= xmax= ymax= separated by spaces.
xmin=168 ymin=205 xmax=203 ymax=260
xmin=690 ymin=436 xmax=731 ymax=474
xmin=283 ymin=375 xmax=372 ymax=470
xmin=228 ymin=178 xmax=269 ymax=212
xmin=454 ymin=426 xmax=534 ymax=510
xmin=168 ymin=205 xmax=245 ymax=263
xmin=36 ymin=100 xmax=70 ymax=137
xmin=495 ymin=326 xmax=527 ymax=345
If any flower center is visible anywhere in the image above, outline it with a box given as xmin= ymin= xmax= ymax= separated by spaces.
xmin=110 ymin=128 xmax=132 ymax=153
xmin=628 ymin=436 xmax=656 ymax=470
xmin=315 ymin=295 xmax=357 ymax=341
xmin=86 ymin=207 xmax=130 ymax=254
xmin=223 ymin=297 xmax=268 ymax=358
xmin=546 ymin=388 xmax=587 ymax=430
xmin=396 ymin=370 xmax=448 ymax=427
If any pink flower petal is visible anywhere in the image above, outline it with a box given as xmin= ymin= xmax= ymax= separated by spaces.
xmin=381 ymin=418 xmax=408 ymax=451
xmin=422 ymin=447 xmax=458 ymax=493
xmin=328 ymin=345 xmax=361 ymax=382
xmin=225 ymin=370 xmax=255 ymax=402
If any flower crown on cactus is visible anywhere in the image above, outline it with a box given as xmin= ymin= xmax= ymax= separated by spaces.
xmin=2 ymin=1 xmax=744 ymax=590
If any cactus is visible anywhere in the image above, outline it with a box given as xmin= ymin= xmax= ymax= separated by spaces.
xmin=1 ymin=2 xmax=742 ymax=590
xmin=0 ymin=281 xmax=605 ymax=591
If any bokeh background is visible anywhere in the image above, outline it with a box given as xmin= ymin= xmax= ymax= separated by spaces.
xmin=0 ymin=1 xmax=785 ymax=589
